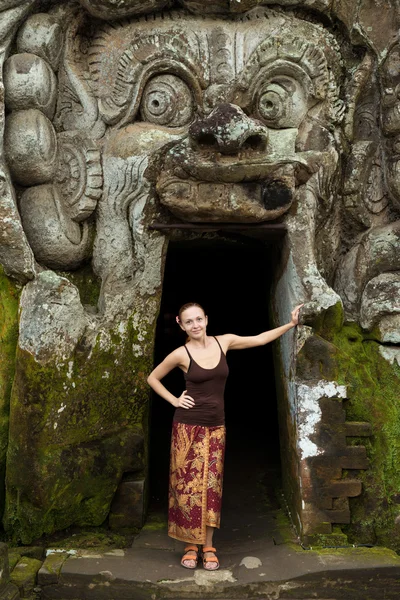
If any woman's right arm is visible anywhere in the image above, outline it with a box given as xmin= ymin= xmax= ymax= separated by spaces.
xmin=147 ymin=348 xmax=195 ymax=409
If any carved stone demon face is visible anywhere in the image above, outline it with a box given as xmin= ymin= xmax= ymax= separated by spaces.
xmin=2 ymin=7 xmax=344 ymax=317
xmin=90 ymin=11 xmax=342 ymax=223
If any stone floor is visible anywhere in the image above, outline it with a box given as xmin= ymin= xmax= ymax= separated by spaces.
xmin=35 ymin=434 xmax=400 ymax=599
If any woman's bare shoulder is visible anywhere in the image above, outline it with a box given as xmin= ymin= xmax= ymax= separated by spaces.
xmin=215 ymin=334 xmax=232 ymax=353
xmin=164 ymin=345 xmax=187 ymax=366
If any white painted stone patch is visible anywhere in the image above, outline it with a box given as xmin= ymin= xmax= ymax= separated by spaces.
xmin=194 ymin=569 xmax=236 ymax=586
xmin=297 ymin=381 xmax=347 ymax=459
xmin=239 ymin=556 xmax=262 ymax=569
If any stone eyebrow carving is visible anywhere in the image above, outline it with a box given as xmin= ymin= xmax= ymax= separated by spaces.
xmin=236 ymin=37 xmax=330 ymax=105
xmin=89 ymin=27 xmax=207 ymax=126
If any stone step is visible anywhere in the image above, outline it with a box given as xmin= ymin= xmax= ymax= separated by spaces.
xmin=38 ymin=541 xmax=400 ymax=600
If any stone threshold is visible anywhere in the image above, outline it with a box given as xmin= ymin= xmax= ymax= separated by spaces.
xmin=37 ymin=541 xmax=400 ymax=600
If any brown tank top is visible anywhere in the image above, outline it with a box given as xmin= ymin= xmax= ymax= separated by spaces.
xmin=173 ymin=337 xmax=229 ymax=427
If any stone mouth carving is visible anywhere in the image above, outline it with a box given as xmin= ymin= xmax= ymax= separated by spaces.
xmin=156 ymin=137 xmax=324 ymax=222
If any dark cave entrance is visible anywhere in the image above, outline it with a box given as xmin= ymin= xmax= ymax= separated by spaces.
xmin=149 ymin=235 xmax=283 ymax=535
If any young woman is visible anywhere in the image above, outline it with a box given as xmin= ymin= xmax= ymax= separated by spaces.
xmin=147 ymin=302 xmax=302 ymax=571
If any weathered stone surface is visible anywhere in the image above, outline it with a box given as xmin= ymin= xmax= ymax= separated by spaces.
xmin=0 ymin=584 xmax=22 ymax=600
xmin=0 ymin=169 xmax=36 ymax=284
xmin=78 ymin=0 xmax=172 ymax=19
xmin=109 ymin=477 xmax=145 ymax=529
xmin=4 ymin=53 xmax=57 ymax=119
xmin=335 ymin=221 xmax=400 ymax=321
xmin=4 ymin=269 xmax=154 ymax=542
xmin=19 ymin=185 xmax=92 ymax=270
xmin=17 ymin=547 xmax=45 ymax=561
xmin=0 ymin=269 xmax=19 ymax=517
xmin=0 ymin=543 xmax=10 ymax=590
xmin=0 ymin=0 xmax=400 ymax=554
xmin=38 ymin=552 xmax=68 ymax=586
xmin=360 ymin=273 xmax=400 ymax=342
xmin=10 ymin=557 xmax=41 ymax=598
xmin=331 ymin=325 xmax=400 ymax=550
xmin=18 ymin=271 xmax=88 ymax=365
xmin=4 ymin=109 xmax=57 ymax=186
xmin=16 ymin=13 xmax=63 ymax=71
xmin=7 ymin=552 xmax=21 ymax=573
xmin=56 ymin=132 xmax=103 ymax=223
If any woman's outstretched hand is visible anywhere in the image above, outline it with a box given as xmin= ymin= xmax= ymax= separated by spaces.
xmin=173 ymin=390 xmax=195 ymax=409
xmin=290 ymin=304 xmax=304 ymax=326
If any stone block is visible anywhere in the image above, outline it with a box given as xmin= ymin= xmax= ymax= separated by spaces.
xmin=18 ymin=547 xmax=45 ymax=561
xmin=109 ymin=477 xmax=145 ymax=529
xmin=7 ymin=553 xmax=21 ymax=573
xmin=38 ymin=552 xmax=68 ymax=586
xmin=325 ymin=508 xmax=351 ymax=524
xmin=10 ymin=558 xmax=42 ymax=598
xmin=0 ymin=584 xmax=20 ymax=600
xmin=345 ymin=422 xmax=373 ymax=437
xmin=0 ymin=544 xmax=10 ymax=590
xmin=340 ymin=445 xmax=369 ymax=470
xmin=325 ymin=479 xmax=363 ymax=498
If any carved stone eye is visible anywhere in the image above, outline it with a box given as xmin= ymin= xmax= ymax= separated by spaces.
xmin=140 ymin=74 xmax=194 ymax=127
xmin=255 ymin=78 xmax=307 ymax=129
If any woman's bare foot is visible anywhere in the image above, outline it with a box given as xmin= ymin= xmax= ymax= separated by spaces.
xmin=202 ymin=546 xmax=219 ymax=570
xmin=181 ymin=545 xmax=199 ymax=569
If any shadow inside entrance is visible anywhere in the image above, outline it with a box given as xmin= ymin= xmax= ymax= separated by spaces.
xmin=148 ymin=237 xmax=288 ymax=550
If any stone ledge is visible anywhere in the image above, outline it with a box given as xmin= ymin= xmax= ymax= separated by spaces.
xmin=38 ymin=544 xmax=400 ymax=600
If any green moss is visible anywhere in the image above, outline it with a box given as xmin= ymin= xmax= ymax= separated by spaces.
xmin=304 ymin=530 xmax=349 ymax=548
xmin=332 ymin=323 xmax=400 ymax=551
xmin=309 ymin=545 xmax=400 ymax=564
xmin=57 ymin=264 xmax=101 ymax=308
xmin=40 ymin=552 xmax=67 ymax=577
xmin=311 ymin=300 xmax=344 ymax=341
xmin=142 ymin=512 xmax=167 ymax=532
xmin=0 ymin=267 xmax=20 ymax=518
xmin=10 ymin=557 xmax=42 ymax=592
xmin=7 ymin=550 xmax=21 ymax=571
xmin=274 ymin=508 xmax=298 ymax=546
xmin=3 ymin=312 xmax=158 ymax=544
xmin=41 ymin=527 xmax=133 ymax=551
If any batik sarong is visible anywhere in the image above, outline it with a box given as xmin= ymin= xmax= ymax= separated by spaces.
xmin=168 ymin=422 xmax=226 ymax=544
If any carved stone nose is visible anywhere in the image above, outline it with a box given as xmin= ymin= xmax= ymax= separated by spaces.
xmin=189 ymin=103 xmax=268 ymax=155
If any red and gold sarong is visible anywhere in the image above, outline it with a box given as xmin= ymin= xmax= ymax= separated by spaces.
xmin=168 ymin=422 xmax=226 ymax=544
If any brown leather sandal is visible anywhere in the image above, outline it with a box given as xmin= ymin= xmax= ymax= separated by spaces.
xmin=202 ymin=546 xmax=220 ymax=570
xmin=181 ymin=545 xmax=199 ymax=569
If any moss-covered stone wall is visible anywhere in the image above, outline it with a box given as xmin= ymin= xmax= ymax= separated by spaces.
xmin=0 ymin=267 xmax=20 ymax=519
xmin=333 ymin=324 xmax=400 ymax=551
xmin=3 ymin=302 xmax=158 ymax=544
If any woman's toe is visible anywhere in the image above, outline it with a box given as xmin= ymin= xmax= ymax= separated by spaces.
xmin=203 ymin=553 xmax=218 ymax=570
xmin=183 ymin=558 xmax=195 ymax=568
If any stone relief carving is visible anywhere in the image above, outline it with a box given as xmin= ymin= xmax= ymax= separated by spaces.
xmin=0 ymin=0 xmax=399 ymax=545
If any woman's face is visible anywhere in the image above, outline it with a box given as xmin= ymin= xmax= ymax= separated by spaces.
xmin=177 ymin=307 xmax=208 ymax=339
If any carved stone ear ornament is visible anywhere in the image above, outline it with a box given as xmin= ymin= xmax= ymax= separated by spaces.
xmin=19 ymin=184 xmax=92 ymax=270
xmin=56 ymin=132 xmax=103 ymax=223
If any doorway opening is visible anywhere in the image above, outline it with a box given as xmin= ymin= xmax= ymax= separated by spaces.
xmin=149 ymin=235 xmax=283 ymax=540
